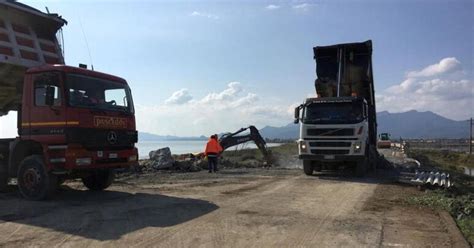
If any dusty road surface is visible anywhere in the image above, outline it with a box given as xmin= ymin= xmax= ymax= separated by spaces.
xmin=0 ymin=168 xmax=469 ymax=247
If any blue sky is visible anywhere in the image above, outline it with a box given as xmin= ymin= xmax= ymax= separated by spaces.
xmin=1 ymin=0 xmax=473 ymax=137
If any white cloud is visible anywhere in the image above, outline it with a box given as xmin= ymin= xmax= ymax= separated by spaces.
xmin=165 ymin=88 xmax=193 ymax=105
xmin=292 ymin=3 xmax=315 ymax=10
xmin=406 ymin=57 xmax=461 ymax=78
xmin=136 ymin=82 xmax=292 ymax=136
xmin=190 ymin=11 xmax=219 ymax=20
xmin=377 ymin=57 xmax=473 ymax=120
xmin=200 ymin=82 xmax=242 ymax=103
xmin=265 ymin=4 xmax=281 ymax=10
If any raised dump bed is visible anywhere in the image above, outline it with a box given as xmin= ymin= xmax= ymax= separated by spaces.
xmin=0 ymin=0 xmax=66 ymax=115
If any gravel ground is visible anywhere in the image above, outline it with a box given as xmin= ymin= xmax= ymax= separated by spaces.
xmin=0 ymin=163 xmax=469 ymax=247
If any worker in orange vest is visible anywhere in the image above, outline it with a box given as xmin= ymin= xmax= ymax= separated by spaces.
xmin=204 ymin=134 xmax=223 ymax=173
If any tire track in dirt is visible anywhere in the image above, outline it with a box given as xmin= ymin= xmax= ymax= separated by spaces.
xmin=130 ymin=176 xmax=296 ymax=247
xmin=288 ymin=181 xmax=378 ymax=247
xmin=0 ymin=169 xmax=467 ymax=247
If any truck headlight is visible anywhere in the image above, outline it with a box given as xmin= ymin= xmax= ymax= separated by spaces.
xmin=76 ymin=157 xmax=92 ymax=166
xmin=353 ymin=142 xmax=362 ymax=153
xmin=128 ymin=155 xmax=138 ymax=162
xmin=299 ymin=141 xmax=308 ymax=152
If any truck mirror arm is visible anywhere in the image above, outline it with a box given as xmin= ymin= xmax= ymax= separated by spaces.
xmin=44 ymin=86 xmax=55 ymax=106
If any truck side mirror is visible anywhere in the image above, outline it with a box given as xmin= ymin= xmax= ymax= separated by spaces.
xmin=294 ymin=106 xmax=300 ymax=124
xmin=45 ymin=86 xmax=55 ymax=106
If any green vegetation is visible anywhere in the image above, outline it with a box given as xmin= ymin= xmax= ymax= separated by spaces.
xmin=406 ymin=149 xmax=473 ymax=244
xmin=268 ymin=143 xmax=298 ymax=156
xmin=220 ymin=143 xmax=297 ymax=168
xmin=407 ymin=190 xmax=473 ymax=244
xmin=408 ymin=149 xmax=474 ymax=169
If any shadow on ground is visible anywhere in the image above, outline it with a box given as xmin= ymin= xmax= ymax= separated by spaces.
xmin=307 ymin=167 xmax=400 ymax=185
xmin=0 ymin=186 xmax=218 ymax=241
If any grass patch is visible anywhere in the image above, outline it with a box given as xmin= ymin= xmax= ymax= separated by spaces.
xmin=406 ymin=149 xmax=473 ymax=244
xmin=408 ymin=149 xmax=474 ymax=170
xmin=220 ymin=143 xmax=297 ymax=168
xmin=407 ymin=190 xmax=474 ymax=244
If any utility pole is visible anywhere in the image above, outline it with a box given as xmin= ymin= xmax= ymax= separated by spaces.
xmin=470 ymin=118 xmax=473 ymax=155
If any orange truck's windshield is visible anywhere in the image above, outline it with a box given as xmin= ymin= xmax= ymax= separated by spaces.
xmin=66 ymin=74 xmax=134 ymax=114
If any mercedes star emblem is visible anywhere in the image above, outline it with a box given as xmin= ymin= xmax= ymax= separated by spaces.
xmin=107 ymin=131 xmax=118 ymax=144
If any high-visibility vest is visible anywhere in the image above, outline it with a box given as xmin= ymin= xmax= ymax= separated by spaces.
xmin=204 ymin=138 xmax=223 ymax=156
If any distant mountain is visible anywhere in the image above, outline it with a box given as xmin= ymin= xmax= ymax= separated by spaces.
xmin=377 ymin=110 xmax=469 ymax=139
xmin=259 ymin=110 xmax=470 ymax=139
xmin=260 ymin=123 xmax=299 ymax=140
xmin=138 ymin=132 xmax=207 ymax=141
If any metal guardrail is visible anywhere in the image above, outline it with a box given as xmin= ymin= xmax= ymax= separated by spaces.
xmin=399 ymin=171 xmax=453 ymax=188
xmin=388 ymin=142 xmax=453 ymax=188
xmin=391 ymin=142 xmax=406 ymax=152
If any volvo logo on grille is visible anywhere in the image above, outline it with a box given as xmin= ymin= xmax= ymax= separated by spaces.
xmin=107 ymin=131 xmax=118 ymax=144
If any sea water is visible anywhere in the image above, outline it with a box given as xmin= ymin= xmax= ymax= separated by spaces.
xmin=136 ymin=140 xmax=282 ymax=159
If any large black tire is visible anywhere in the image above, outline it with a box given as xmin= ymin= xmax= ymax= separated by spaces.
xmin=17 ymin=155 xmax=58 ymax=200
xmin=0 ymin=161 xmax=8 ymax=192
xmin=82 ymin=170 xmax=114 ymax=191
xmin=356 ymin=159 xmax=367 ymax=177
xmin=303 ymin=160 xmax=313 ymax=176
xmin=356 ymin=146 xmax=374 ymax=177
xmin=369 ymin=147 xmax=378 ymax=172
xmin=313 ymin=162 xmax=322 ymax=172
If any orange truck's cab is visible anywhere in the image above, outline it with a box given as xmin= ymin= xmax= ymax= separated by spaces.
xmin=0 ymin=1 xmax=138 ymax=200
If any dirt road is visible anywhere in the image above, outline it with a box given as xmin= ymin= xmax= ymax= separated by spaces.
xmin=0 ymin=168 xmax=469 ymax=247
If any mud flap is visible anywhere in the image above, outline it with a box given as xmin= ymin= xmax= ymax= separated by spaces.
xmin=0 ymin=161 xmax=8 ymax=192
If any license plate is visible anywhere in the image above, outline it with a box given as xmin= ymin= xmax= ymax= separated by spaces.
xmin=109 ymin=153 xmax=118 ymax=159
xmin=324 ymin=155 xmax=335 ymax=159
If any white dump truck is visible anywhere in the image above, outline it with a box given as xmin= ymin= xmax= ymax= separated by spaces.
xmin=294 ymin=40 xmax=378 ymax=177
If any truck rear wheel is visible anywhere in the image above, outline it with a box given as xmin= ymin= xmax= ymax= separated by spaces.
xmin=303 ymin=160 xmax=313 ymax=175
xmin=356 ymin=160 xmax=367 ymax=177
xmin=82 ymin=170 xmax=114 ymax=191
xmin=17 ymin=155 xmax=58 ymax=200
xmin=0 ymin=161 xmax=8 ymax=192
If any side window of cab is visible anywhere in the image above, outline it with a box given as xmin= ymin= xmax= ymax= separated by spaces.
xmin=33 ymin=73 xmax=62 ymax=106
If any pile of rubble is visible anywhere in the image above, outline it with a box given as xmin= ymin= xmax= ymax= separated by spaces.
xmin=138 ymin=147 xmax=206 ymax=173
xmin=132 ymin=147 xmax=270 ymax=174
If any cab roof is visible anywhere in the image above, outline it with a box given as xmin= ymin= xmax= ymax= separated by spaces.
xmin=26 ymin=64 xmax=127 ymax=84
xmin=305 ymin=96 xmax=366 ymax=104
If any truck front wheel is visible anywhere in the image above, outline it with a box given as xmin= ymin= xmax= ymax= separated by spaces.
xmin=303 ymin=160 xmax=313 ymax=176
xmin=82 ymin=170 xmax=114 ymax=191
xmin=17 ymin=155 xmax=58 ymax=200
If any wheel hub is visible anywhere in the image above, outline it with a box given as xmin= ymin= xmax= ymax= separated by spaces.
xmin=23 ymin=168 xmax=41 ymax=190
